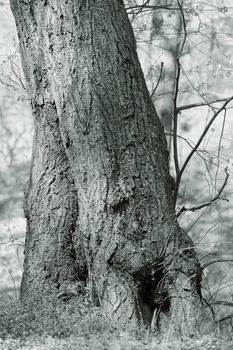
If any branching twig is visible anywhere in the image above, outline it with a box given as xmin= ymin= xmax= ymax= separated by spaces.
xmin=201 ymin=258 xmax=233 ymax=271
xmin=210 ymin=300 xmax=233 ymax=307
xmin=126 ymin=5 xmax=180 ymax=11
xmin=177 ymin=97 xmax=233 ymax=113
xmin=216 ymin=313 xmax=233 ymax=323
xmin=173 ymin=96 xmax=233 ymax=205
xmin=129 ymin=0 xmax=151 ymax=21
xmin=177 ymin=167 xmax=229 ymax=216
xmin=10 ymin=57 xmax=26 ymax=91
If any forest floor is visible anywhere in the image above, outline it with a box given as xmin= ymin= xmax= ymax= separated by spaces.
xmin=1 ymin=334 xmax=233 ymax=350
xmin=1 ymin=219 xmax=233 ymax=349
xmin=0 ymin=293 xmax=233 ymax=350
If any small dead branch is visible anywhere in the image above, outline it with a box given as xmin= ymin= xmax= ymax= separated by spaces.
xmin=172 ymin=0 xmax=187 ymax=205
xmin=150 ymin=62 xmax=164 ymax=99
xmin=128 ymin=0 xmax=151 ymax=20
xmin=211 ymin=300 xmax=233 ymax=308
xmin=177 ymin=167 xmax=229 ymax=216
xmin=177 ymin=97 xmax=233 ymax=113
xmin=201 ymin=258 xmax=233 ymax=271
xmin=173 ymin=96 xmax=233 ymax=205
xmin=216 ymin=313 xmax=233 ymax=323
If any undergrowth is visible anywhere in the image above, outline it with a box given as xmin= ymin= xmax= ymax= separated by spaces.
xmin=0 ymin=295 xmax=233 ymax=349
xmin=0 ymin=295 xmax=119 ymax=339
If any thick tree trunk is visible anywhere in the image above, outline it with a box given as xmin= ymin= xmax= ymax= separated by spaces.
xmin=10 ymin=0 xmax=203 ymax=335
xmin=21 ymin=100 xmax=87 ymax=302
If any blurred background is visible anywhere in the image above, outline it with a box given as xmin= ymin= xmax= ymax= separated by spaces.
xmin=0 ymin=2 xmax=32 ymax=299
xmin=1 ymin=0 xmax=233 ymax=324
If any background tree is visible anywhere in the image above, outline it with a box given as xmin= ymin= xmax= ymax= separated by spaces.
xmin=0 ymin=4 xmax=31 ymax=216
xmin=9 ymin=0 xmax=204 ymax=336
xmin=0 ymin=3 xmax=32 ymax=298
xmin=127 ymin=0 xmax=233 ymax=325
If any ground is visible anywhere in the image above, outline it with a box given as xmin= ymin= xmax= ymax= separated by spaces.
xmin=1 ymin=217 xmax=233 ymax=349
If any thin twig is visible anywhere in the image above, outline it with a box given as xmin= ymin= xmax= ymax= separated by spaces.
xmin=177 ymin=0 xmax=187 ymax=60
xmin=173 ymin=96 xmax=233 ymax=205
xmin=211 ymin=300 xmax=233 ymax=307
xmin=216 ymin=313 xmax=233 ymax=323
xmin=126 ymin=5 xmax=180 ymax=11
xmin=150 ymin=62 xmax=164 ymax=99
xmin=177 ymin=97 xmax=233 ymax=112
xmin=201 ymin=258 xmax=233 ymax=270
xmin=129 ymin=0 xmax=151 ymax=21
xmin=173 ymin=60 xmax=181 ymax=180
xmin=10 ymin=58 xmax=26 ymax=90
xmin=8 ymin=270 xmax=18 ymax=301
xmin=172 ymin=0 xmax=186 ymax=205
xmin=177 ymin=167 xmax=229 ymax=216
xmin=214 ymin=109 xmax=226 ymax=191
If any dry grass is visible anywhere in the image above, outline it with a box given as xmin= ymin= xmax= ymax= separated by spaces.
xmin=0 ymin=296 xmax=233 ymax=350
xmin=1 ymin=333 xmax=233 ymax=350
xmin=1 ymin=219 xmax=233 ymax=349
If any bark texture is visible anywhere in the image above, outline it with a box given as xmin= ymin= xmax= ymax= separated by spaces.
xmin=10 ymin=0 xmax=203 ymax=335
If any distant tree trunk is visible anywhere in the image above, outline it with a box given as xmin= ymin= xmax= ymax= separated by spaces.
xmin=149 ymin=0 xmax=183 ymax=142
xmin=10 ymin=0 xmax=203 ymax=336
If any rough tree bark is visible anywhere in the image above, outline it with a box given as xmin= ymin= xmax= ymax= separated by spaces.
xmin=10 ymin=0 xmax=203 ymax=336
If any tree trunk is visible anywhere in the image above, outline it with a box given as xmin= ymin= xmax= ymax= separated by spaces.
xmin=21 ymin=100 xmax=87 ymax=302
xmin=10 ymin=0 xmax=203 ymax=336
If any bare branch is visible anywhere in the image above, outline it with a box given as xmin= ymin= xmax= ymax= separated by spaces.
xmin=10 ymin=57 xmax=26 ymax=91
xmin=177 ymin=97 xmax=233 ymax=113
xmin=172 ymin=0 xmax=187 ymax=206
xmin=150 ymin=62 xmax=163 ymax=99
xmin=177 ymin=0 xmax=187 ymax=60
xmin=210 ymin=300 xmax=233 ymax=308
xmin=201 ymin=258 xmax=233 ymax=270
xmin=177 ymin=167 xmax=229 ymax=216
xmin=173 ymin=96 xmax=233 ymax=205
xmin=173 ymin=60 xmax=181 ymax=181
xmin=216 ymin=313 xmax=233 ymax=323
xmin=214 ymin=109 xmax=226 ymax=190
xmin=128 ymin=0 xmax=151 ymax=20
xmin=126 ymin=5 xmax=179 ymax=11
